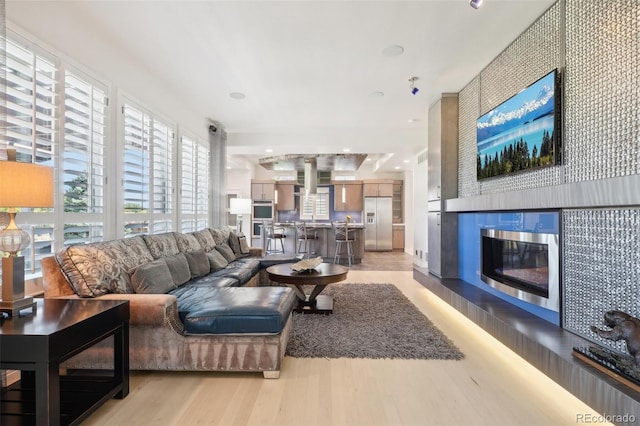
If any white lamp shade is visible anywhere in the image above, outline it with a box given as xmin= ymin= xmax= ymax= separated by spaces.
xmin=229 ymin=198 xmax=252 ymax=215
xmin=0 ymin=161 xmax=54 ymax=208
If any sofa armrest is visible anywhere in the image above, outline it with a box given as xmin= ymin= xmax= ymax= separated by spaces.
xmin=88 ymin=294 xmax=181 ymax=329
xmin=249 ymin=247 xmax=264 ymax=257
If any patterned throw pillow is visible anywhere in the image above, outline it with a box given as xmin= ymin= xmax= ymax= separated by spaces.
xmin=142 ymin=233 xmax=180 ymax=259
xmin=174 ymin=232 xmax=202 ymax=253
xmin=191 ymin=229 xmax=216 ymax=252
xmin=209 ymin=226 xmax=232 ymax=246
xmin=55 ymin=238 xmax=153 ymax=297
xmin=215 ymin=243 xmax=237 ymax=262
xmin=129 ymin=259 xmax=176 ymax=294
xmin=206 ymin=250 xmax=229 ymax=271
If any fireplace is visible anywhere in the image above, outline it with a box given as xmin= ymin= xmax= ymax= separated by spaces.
xmin=480 ymin=228 xmax=559 ymax=312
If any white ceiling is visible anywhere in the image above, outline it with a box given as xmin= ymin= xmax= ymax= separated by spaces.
xmin=6 ymin=0 xmax=555 ymax=173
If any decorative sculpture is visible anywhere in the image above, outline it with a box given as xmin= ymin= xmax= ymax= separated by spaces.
xmin=591 ymin=310 xmax=640 ymax=366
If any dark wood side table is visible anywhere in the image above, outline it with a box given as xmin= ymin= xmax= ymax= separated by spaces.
xmin=0 ymin=298 xmax=130 ymax=426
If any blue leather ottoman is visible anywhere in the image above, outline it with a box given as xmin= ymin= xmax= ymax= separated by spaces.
xmin=174 ymin=286 xmax=296 ymax=335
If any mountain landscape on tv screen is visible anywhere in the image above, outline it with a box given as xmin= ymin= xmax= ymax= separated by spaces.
xmin=476 ymin=71 xmax=556 ymax=180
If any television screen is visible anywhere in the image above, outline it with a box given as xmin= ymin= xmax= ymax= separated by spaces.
xmin=476 ymin=69 xmax=559 ymax=180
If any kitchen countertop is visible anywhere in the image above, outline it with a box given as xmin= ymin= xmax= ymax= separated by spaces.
xmin=275 ymin=222 xmax=365 ymax=229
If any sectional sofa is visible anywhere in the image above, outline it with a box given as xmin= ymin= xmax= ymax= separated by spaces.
xmin=41 ymin=227 xmax=297 ymax=378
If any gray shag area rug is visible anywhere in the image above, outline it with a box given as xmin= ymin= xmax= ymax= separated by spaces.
xmin=285 ymin=283 xmax=465 ymax=360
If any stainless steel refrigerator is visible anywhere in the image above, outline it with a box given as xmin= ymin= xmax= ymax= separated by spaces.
xmin=364 ymin=197 xmax=393 ymax=251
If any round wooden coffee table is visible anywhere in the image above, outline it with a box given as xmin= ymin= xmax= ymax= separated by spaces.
xmin=266 ymin=263 xmax=348 ymax=314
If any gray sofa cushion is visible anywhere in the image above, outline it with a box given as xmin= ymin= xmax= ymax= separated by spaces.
xmin=184 ymin=251 xmax=210 ymax=278
xmin=143 ymin=233 xmax=180 ymax=259
xmin=176 ymin=286 xmax=296 ymax=334
xmin=163 ymin=253 xmax=191 ymax=286
xmin=191 ymin=229 xmax=216 ymax=252
xmin=174 ymin=232 xmax=202 ymax=253
xmin=206 ymin=250 xmax=229 ymax=271
xmin=215 ymin=244 xmax=237 ymax=262
xmin=130 ymin=259 xmax=176 ymax=294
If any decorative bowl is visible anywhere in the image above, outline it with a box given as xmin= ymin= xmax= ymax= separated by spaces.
xmin=290 ymin=256 xmax=322 ymax=272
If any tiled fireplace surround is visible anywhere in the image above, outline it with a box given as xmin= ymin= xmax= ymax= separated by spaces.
xmin=415 ymin=0 xmax=640 ymax=421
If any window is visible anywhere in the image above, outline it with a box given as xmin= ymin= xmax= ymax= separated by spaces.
xmin=62 ymin=71 xmax=107 ymax=246
xmin=1 ymin=37 xmax=57 ymax=275
xmin=299 ymin=187 xmax=330 ymax=220
xmin=180 ymin=135 xmax=209 ymax=232
xmin=122 ymin=103 xmax=174 ymax=236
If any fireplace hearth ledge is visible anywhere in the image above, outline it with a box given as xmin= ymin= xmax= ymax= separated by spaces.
xmin=413 ymin=267 xmax=640 ymax=421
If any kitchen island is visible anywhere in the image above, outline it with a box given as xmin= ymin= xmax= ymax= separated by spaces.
xmin=259 ymin=222 xmax=364 ymax=264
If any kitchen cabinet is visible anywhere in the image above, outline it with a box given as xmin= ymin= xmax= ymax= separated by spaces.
xmin=332 ymin=181 xmax=363 ymax=211
xmin=251 ymin=181 xmax=275 ymax=201
xmin=363 ymin=180 xmax=393 ymax=197
xmin=275 ymin=183 xmax=295 ymax=211
xmin=392 ymin=225 xmax=405 ymax=251
xmin=427 ymin=94 xmax=458 ymax=278
xmin=392 ymin=180 xmax=403 ymax=223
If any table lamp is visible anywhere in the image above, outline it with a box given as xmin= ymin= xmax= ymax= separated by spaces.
xmin=0 ymin=149 xmax=54 ymax=317
xmin=229 ymin=198 xmax=252 ymax=233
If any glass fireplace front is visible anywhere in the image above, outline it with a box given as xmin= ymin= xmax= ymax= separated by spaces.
xmin=480 ymin=228 xmax=559 ymax=312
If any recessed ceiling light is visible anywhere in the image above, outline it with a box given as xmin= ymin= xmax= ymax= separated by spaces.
xmin=394 ymin=166 xmax=401 ymax=170
xmin=365 ymin=158 xmax=372 ymax=162
xmin=265 ymin=148 xmax=273 ymax=153
xmin=343 ymin=148 xmax=351 ymax=153
xmin=382 ymin=45 xmax=404 ymax=57
xmin=408 ymin=118 xmax=421 ymax=123
xmin=403 ymin=160 xmax=410 ymax=163
xmin=229 ymin=92 xmax=246 ymax=100
xmin=369 ymin=91 xmax=384 ymax=98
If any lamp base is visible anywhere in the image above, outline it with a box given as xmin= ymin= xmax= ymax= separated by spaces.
xmin=0 ymin=296 xmax=37 ymax=317
xmin=1 ymin=256 xmax=37 ymax=317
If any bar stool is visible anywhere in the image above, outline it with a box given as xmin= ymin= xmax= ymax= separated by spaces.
xmin=332 ymin=221 xmax=355 ymax=266
xmin=264 ymin=220 xmax=286 ymax=254
xmin=295 ymin=221 xmax=318 ymax=259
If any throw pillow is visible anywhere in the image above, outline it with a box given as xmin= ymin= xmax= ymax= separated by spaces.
xmin=228 ymin=231 xmax=250 ymax=257
xmin=206 ymin=250 xmax=229 ymax=271
xmin=209 ymin=228 xmax=228 ymax=246
xmin=215 ymin=243 xmax=237 ymax=262
xmin=191 ymin=229 xmax=216 ymax=252
xmin=184 ymin=251 xmax=210 ymax=278
xmin=129 ymin=259 xmax=176 ymax=294
xmin=163 ymin=253 xmax=191 ymax=286
xmin=142 ymin=233 xmax=180 ymax=259
xmin=174 ymin=232 xmax=202 ymax=253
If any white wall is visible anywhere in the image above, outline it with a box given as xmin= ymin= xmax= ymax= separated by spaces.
xmin=412 ymin=152 xmax=428 ymax=267
xmin=403 ymin=169 xmax=414 ymax=255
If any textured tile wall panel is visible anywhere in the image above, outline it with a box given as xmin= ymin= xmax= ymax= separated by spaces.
xmin=564 ymin=0 xmax=640 ymax=183
xmin=563 ymin=209 xmax=640 ymax=351
xmin=458 ymin=2 xmax=562 ymax=196
xmin=458 ymin=78 xmax=480 ymax=198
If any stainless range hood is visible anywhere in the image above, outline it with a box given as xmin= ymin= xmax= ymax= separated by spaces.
xmin=258 ymin=153 xmax=368 ymax=172
xmin=304 ymin=159 xmax=317 ymax=195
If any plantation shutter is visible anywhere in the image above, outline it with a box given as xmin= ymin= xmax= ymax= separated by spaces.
xmin=122 ymin=103 xmax=174 ymax=236
xmin=180 ymin=135 xmax=209 ymax=232
xmin=62 ymin=71 xmax=107 ymax=245
xmin=1 ymin=38 xmax=57 ymax=274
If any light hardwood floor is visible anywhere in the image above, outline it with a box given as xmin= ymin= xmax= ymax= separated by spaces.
xmin=85 ymin=255 xmax=608 ymax=425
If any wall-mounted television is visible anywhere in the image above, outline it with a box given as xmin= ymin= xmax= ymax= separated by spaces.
xmin=476 ymin=69 xmax=560 ymax=180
